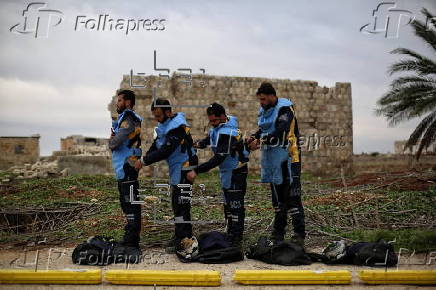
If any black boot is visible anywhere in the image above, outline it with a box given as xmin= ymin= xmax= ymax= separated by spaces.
xmin=271 ymin=205 xmax=287 ymax=245
xmin=289 ymin=196 xmax=306 ymax=241
xmin=118 ymin=179 xmax=141 ymax=249
xmin=224 ymin=204 xmax=232 ymax=238
xmin=229 ymin=208 xmax=245 ymax=248
xmin=290 ymin=234 xmax=305 ymax=249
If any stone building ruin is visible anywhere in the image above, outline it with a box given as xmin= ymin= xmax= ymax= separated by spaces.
xmin=0 ymin=135 xmax=40 ymax=170
xmin=109 ymin=74 xmax=353 ymax=177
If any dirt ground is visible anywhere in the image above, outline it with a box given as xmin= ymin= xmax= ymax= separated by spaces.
xmin=0 ymin=247 xmax=435 ymax=290
xmin=322 ymin=170 xmax=436 ymax=192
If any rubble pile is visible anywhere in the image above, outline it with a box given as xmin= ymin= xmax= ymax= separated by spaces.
xmin=1 ymin=160 xmax=69 ymax=184
xmin=65 ymin=144 xmax=109 ymax=156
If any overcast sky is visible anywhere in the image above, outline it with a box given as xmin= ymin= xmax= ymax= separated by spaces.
xmin=0 ymin=0 xmax=435 ymax=155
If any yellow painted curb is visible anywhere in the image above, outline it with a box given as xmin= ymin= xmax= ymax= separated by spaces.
xmin=233 ymin=270 xmax=352 ymax=285
xmin=0 ymin=269 xmax=102 ymax=284
xmin=105 ymin=270 xmax=221 ymax=286
xmin=358 ymin=270 xmax=436 ymax=285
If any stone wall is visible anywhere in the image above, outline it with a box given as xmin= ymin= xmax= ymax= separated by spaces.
xmin=60 ymin=135 xmax=109 ymax=156
xmin=394 ymin=140 xmax=436 ymax=155
xmin=1 ymin=134 xmax=112 ymax=182
xmin=53 ymin=135 xmax=111 ymax=176
xmin=354 ymin=154 xmax=436 ymax=173
xmin=109 ymin=74 xmax=353 ymax=177
xmin=57 ymin=155 xmax=112 ymax=175
xmin=0 ymin=135 xmax=40 ymax=170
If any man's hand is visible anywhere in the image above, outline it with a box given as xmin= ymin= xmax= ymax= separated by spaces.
xmin=245 ymin=136 xmax=254 ymax=144
xmin=248 ymin=138 xmax=260 ymax=151
xmin=186 ymin=170 xmax=197 ymax=183
xmin=134 ymin=159 xmax=143 ymax=171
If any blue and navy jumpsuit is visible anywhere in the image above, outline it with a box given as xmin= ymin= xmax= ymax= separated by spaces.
xmin=194 ymin=116 xmax=249 ymax=244
xmin=109 ymin=109 xmax=143 ymax=247
xmin=253 ymin=98 xmax=305 ymax=241
xmin=141 ymin=112 xmax=198 ymax=244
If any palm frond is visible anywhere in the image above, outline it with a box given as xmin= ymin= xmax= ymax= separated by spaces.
xmin=406 ymin=110 xmax=436 ymax=148
xmin=376 ymin=8 xmax=436 ymax=160
xmin=390 ymin=76 xmax=436 ymax=90
xmin=411 ymin=8 xmax=436 ymax=51
xmin=376 ymin=83 xmax=436 ymax=125
xmin=415 ymin=116 xmax=436 ymax=159
xmin=388 ymin=56 xmax=436 ymax=76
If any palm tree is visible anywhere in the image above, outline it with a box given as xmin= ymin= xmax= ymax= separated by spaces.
xmin=376 ymin=8 xmax=436 ymax=159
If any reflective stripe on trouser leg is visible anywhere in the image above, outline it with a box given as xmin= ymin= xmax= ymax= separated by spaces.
xmin=223 ymin=204 xmax=232 ymax=235
xmin=290 ymin=161 xmax=302 ymax=196
xmin=223 ymin=188 xmax=245 ymax=242
xmin=271 ymin=183 xmax=287 ymax=239
xmin=171 ymin=170 xmax=193 ymax=242
xmin=223 ymin=167 xmax=247 ymax=243
xmin=118 ymin=179 xmax=141 ymax=246
xmin=288 ymin=195 xmax=306 ymax=238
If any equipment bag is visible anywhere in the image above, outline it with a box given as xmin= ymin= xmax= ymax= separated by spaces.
xmin=72 ymin=236 xmax=141 ymax=266
xmin=348 ymin=240 xmax=397 ymax=267
xmin=312 ymin=239 xmax=398 ymax=267
xmin=246 ymin=236 xmax=312 ymax=266
xmin=178 ymin=231 xmax=244 ymax=264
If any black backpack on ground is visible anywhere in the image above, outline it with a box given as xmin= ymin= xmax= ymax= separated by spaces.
xmin=72 ymin=236 xmax=141 ymax=266
xmin=309 ymin=239 xmax=397 ymax=267
xmin=348 ymin=240 xmax=397 ymax=267
xmin=246 ymin=236 xmax=312 ymax=266
xmin=180 ymin=231 xmax=244 ymax=264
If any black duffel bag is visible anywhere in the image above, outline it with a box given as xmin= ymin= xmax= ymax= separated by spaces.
xmin=72 ymin=236 xmax=141 ymax=266
xmin=246 ymin=236 xmax=312 ymax=266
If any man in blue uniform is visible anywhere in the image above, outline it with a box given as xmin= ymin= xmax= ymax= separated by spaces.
xmin=247 ymin=82 xmax=305 ymax=246
xmin=186 ymin=103 xmax=249 ymax=247
xmin=134 ymin=98 xmax=198 ymax=253
xmin=109 ymin=90 xmax=143 ymax=248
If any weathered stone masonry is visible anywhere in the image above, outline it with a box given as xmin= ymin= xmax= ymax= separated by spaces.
xmin=0 ymin=135 xmax=40 ymax=170
xmin=109 ymin=74 xmax=353 ymax=177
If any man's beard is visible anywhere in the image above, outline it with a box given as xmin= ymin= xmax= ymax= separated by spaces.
xmin=116 ymin=107 xmax=125 ymax=114
xmin=160 ymin=115 xmax=169 ymax=123
xmin=261 ymin=103 xmax=273 ymax=110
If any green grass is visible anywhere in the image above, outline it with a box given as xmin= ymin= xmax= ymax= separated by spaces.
xmin=0 ymin=175 xmax=118 ymax=208
xmin=1 ymin=172 xmax=435 ymax=252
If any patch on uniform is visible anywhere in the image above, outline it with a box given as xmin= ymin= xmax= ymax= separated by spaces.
xmin=278 ymin=114 xmax=290 ymax=122
xmin=120 ymin=120 xmax=129 ymax=128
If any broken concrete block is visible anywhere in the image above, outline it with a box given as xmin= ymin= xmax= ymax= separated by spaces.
xmin=37 ymin=171 xmax=48 ymax=178
xmin=60 ymin=168 xmax=70 ymax=177
xmin=24 ymin=171 xmax=37 ymax=179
